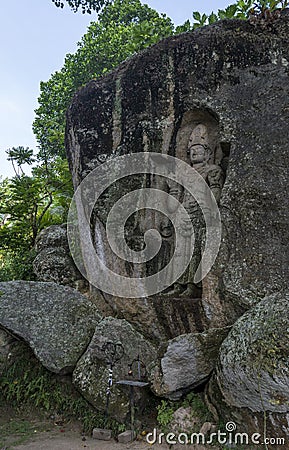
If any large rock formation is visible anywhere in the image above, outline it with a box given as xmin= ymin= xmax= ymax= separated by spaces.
xmin=33 ymin=224 xmax=87 ymax=291
xmin=207 ymin=291 xmax=289 ymax=440
xmin=94 ymin=296 xmax=208 ymax=344
xmin=73 ymin=317 xmax=157 ymax=421
xmin=66 ymin=13 xmax=289 ymax=330
xmin=0 ymin=281 xmax=101 ymax=374
xmin=64 ymin=11 xmax=289 ymax=428
xmin=150 ymin=326 xmax=231 ymax=400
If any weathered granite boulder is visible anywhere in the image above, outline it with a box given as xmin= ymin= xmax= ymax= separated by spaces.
xmin=150 ymin=327 xmax=231 ymax=400
xmin=33 ymin=224 xmax=87 ymax=291
xmin=170 ymin=407 xmax=200 ymax=435
xmin=65 ymin=13 xmax=289 ymax=335
xmin=99 ymin=296 xmax=208 ymax=344
xmin=207 ymin=291 xmax=289 ymax=440
xmin=73 ymin=317 xmax=157 ymax=421
xmin=35 ymin=223 xmax=69 ymax=250
xmin=0 ymin=281 xmax=101 ymax=374
xmin=65 ymin=13 xmax=289 ymax=427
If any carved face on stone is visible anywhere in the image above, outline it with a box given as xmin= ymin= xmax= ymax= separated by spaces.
xmin=189 ymin=144 xmax=209 ymax=165
xmin=188 ymin=124 xmax=209 ymax=148
xmin=187 ymin=124 xmax=210 ymax=164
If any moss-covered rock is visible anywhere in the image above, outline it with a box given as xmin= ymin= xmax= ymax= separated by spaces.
xmin=150 ymin=326 xmax=231 ymax=400
xmin=0 ymin=281 xmax=101 ymax=374
xmin=73 ymin=317 xmax=157 ymax=421
xmin=66 ymin=13 xmax=289 ymax=330
xmin=207 ymin=291 xmax=289 ymax=439
xmin=33 ymin=224 xmax=87 ymax=292
xmin=65 ymin=11 xmax=289 ymax=425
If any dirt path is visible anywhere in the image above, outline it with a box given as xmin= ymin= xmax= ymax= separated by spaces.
xmin=9 ymin=430 xmax=169 ymax=450
xmin=0 ymin=404 xmax=212 ymax=450
xmin=0 ymin=404 xmax=169 ymax=450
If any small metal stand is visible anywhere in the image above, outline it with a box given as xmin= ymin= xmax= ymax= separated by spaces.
xmin=92 ymin=340 xmax=124 ymax=441
xmin=100 ymin=341 xmax=124 ymax=421
xmin=116 ymin=354 xmax=149 ymax=440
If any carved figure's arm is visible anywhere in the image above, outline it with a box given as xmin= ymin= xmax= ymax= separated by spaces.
xmin=166 ymin=178 xmax=183 ymax=213
xmin=207 ymin=166 xmax=224 ymax=204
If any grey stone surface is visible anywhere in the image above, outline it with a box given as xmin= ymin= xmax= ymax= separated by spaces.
xmin=33 ymin=224 xmax=87 ymax=291
xmin=73 ymin=317 xmax=157 ymax=421
xmin=34 ymin=223 xmax=68 ymax=251
xmin=170 ymin=407 xmax=200 ymax=435
xmin=0 ymin=327 xmax=26 ymax=376
xmin=0 ymin=281 xmax=101 ymax=374
xmin=94 ymin=296 xmax=208 ymax=344
xmin=150 ymin=327 xmax=231 ymax=399
xmin=92 ymin=428 xmax=112 ymax=440
xmin=118 ymin=430 xmax=135 ymax=443
xmin=207 ymin=291 xmax=289 ymax=438
xmin=65 ymin=13 xmax=289 ymax=431
xmin=199 ymin=422 xmax=216 ymax=436
xmin=65 ymin=14 xmax=289 ymax=332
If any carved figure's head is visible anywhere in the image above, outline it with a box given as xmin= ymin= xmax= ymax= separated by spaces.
xmin=189 ymin=124 xmax=209 ymax=145
xmin=187 ymin=124 xmax=211 ymax=164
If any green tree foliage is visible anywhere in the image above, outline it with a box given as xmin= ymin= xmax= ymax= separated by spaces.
xmin=0 ymin=148 xmax=72 ymax=249
xmin=52 ymin=0 xmax=110 ymax=14
xmin=3 ymin=0 xmax=287 ymax=282
xmin=38 ymin=0 xmax=288 ymax=160
xmin=2 ymin=0 xmax=175 ymax=281
xmin=34 ymin=0 xmax=175 ymax=160
xmin=51 ymin=0 xmax=288 ymax=18
xmin=6 ymin=146 xmax=35 ymax=178
xmin=192 ymin=0 xmax=288 ymax=28
xmin=0 ymin=148 xmax=73 ymax=280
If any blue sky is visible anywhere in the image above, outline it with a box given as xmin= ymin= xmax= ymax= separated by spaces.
xmin=0 ymin=0 xmax=233 ymax=178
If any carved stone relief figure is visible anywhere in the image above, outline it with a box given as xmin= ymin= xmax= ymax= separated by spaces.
xmin=162 ymin=123 xmax=224 ymax=297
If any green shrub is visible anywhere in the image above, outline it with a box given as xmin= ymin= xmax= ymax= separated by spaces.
xmin=0 ymin=349 xmax=123 ymax=434
xmin=0 ymin=249 xmax=36 ymax=282
xmin=156 ymin=391 xmax=213 ymax=432
xmin=156 ymin=400 xmax=175 ymax=430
